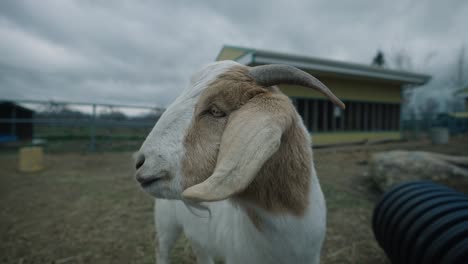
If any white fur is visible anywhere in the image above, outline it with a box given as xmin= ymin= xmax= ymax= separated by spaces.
xmin=137 ymin=61 xmax=326 ymax=264
xmin=138 ymin=61 xmax=238 ymax=199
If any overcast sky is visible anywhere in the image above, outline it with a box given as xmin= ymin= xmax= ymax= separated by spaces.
xmin=1 ymin=0 xmax=467 ymax=109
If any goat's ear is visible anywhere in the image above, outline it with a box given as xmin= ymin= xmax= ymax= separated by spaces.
xmin=182 ymin=94 xmax=293 ymax=202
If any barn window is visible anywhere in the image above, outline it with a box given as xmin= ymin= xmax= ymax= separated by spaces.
xmin=292 ymin=98 xmax=400 ymax=132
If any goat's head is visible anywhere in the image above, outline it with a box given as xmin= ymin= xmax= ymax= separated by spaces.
xmin=135 ymin=61 xmax=344 ymax=203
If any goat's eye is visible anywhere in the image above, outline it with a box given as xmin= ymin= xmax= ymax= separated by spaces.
xmin=210 ymin=106 xmax=225 ymax=117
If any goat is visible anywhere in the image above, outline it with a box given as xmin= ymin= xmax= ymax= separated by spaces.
xmin=134 ymin=61 xmax=345 ymax=264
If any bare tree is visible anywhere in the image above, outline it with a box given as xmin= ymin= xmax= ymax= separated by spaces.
xmin=455 ymin=45 xmax=466 ymax=90
xmin=389 ymin=48 xmax=418 ymax=120
xmin=446 ymin=44 xmax=467 ymax=112
xmin=391 ymin=48 xmax=436 ymax=72
xmin=392 ymin=48 xmax=413 ymax=70
xmin=419 ymin=97 xmax=439 ymax=122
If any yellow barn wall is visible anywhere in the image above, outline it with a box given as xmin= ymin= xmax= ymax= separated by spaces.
xmin=279 ymin=78 xmax=401 ymax=103
xmin=312 ymin=131 xmax=401 ymax=145
xmin=216 ymin=48 xmax=247 ymax=61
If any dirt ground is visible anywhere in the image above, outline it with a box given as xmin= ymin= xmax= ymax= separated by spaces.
xmin=1 ymin=135 xmax=468 ymax=264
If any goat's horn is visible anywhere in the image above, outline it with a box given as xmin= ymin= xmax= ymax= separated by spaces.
xmin=248 ymin=64 xmax=346 ymax=109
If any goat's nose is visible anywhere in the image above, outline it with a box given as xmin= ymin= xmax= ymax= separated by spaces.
xmin=135 ymin=152 xmax=145 ymax=170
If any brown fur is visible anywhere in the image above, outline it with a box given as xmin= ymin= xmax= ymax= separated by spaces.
xmin=182 ymin=66 xmax=312 ymax=226
xmin=245 ymin=206 xmax=263 ymax=230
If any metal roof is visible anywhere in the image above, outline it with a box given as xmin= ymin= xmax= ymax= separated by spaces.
xmin=0 ymin=101 xmax=34 ymax=113
xmin=220 ymin=45 xmax=431 ymax=85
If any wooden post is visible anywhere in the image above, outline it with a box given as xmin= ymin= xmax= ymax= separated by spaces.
xmin=371 ymin=103 xmax=376 ymax=131
xmin=11 ymin=104 xmax=16 ymax=137
xmin=304 ymin=99 xmax=310 ymax=131
xmin=322 ymin=100 xmax=328 ymax=132
xmin=381 ymin=104 xmax=386 ymax=130
xmin=331 ymin=105 xmax=336 ymax=131
xmin=377 ymin=104 xmax=382 ymax=130
xmin=340 ymin=105 xmax=345 ymax=131
xmin=377 ymin=103 xmax=381 ymax=131
xmin=394 ymin=104 xmax=399 ymax=130
xmin=355 ymin=103 xmax=361 ymax=131
xmin=347 ymin=102 xmax=353 ymax=131
xmin=313 ymin=99 xmax=318 ymax=132
xmin=386 ymin=104 xmax=392 ymax=130
xmin=363 ymin=103 xmax=368 ymax=131
xmin=382 ymin=104 xmax=386 ymax=130
xmin=89 ymin=104 xmax=97 ymax=152
xmin=389 ymin=104 xmax=394 ymax=130
xmin=396 ymin=104 xmax=401 ymax=130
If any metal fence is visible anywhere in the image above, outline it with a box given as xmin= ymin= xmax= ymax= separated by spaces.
xmin=3 ymin=99 xmax=467 ymax=152
xmin=401 ymin=114 xmax=468 ymax=140
xmin=0 ymin=99 xmax=164 ymax=152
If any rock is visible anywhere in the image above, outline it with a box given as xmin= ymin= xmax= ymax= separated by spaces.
xmin=369 ymin=150 xmax=468 ymax=192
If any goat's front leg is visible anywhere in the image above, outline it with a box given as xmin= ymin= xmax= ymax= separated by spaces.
xmin=154 ymin=201 xmax=182 ymax=264
xmin=191 ymin=241 xmax=214 ymax=264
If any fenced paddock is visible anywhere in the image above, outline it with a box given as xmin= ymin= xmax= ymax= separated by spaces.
xmin=0 ymin=99 xmax=164 ymax=152
xmin=401 ymin=113 xmax=468 ymax=141
xmin=2 ymin=99 xmax=468 ymax=263
xmin=3 ymin=99 xmax=466 ymax=153
xmin=2 ymin=134 xmax=468 ymax=263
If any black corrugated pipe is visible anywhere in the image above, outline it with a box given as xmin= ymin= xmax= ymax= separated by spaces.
xmin=372 ymin=181 xmax=468 ymax=264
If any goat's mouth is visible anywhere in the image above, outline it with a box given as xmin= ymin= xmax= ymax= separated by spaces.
xmin=140 ymin=177 xmax=161 ymax=188
xmin=137 ymin=172 xmax=170 ymax=189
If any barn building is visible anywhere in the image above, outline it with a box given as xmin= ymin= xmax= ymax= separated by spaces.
xmin=216 ymin=45 xmax=431 ymax=145
xmin=0 ymin=101 xmax=34 ymax=141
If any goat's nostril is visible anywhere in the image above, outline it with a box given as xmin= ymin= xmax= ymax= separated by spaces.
xmin=135 ymin=153 xmax=145 ymax=170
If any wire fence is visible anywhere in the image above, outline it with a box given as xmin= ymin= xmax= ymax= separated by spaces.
xmin=401 ymin=113 xmax=468 ymax=140
xmin=0 ymin=99 xmax=164 ymax=152
xmin=2 ymin=99 xmax=468 ymax=153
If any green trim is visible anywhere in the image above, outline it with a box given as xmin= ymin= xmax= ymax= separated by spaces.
xmin=400 ymin=87 xmax=404 ymax=136
xmin=311 ymin=130 xmax=400 ymax=134
xmin=311 ymin=131 xmax=401 ymax=144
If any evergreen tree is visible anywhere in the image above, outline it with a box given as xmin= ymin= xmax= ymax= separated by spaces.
xmin=372 ymin=50 xmax=386 ymax=67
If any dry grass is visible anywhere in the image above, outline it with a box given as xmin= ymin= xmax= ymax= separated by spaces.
xmin=1 ymin=134 xmax=467 ymax=263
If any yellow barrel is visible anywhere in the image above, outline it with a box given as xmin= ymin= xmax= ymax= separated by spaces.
xmin=18 ymin=146 xmax=44 ymax=172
